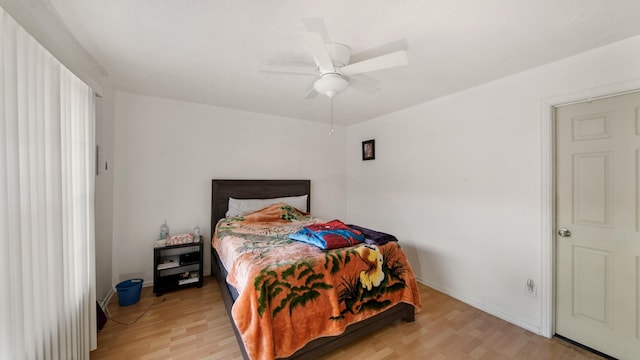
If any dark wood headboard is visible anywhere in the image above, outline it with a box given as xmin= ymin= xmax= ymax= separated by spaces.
xmin=210 ymin=179 xmax=311 ymax=232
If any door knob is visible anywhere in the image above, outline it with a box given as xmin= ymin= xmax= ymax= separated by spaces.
xmin=558 ymin=228 xmax=572 ymax=237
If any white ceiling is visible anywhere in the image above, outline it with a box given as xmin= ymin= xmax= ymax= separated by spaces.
xmin=47 ymin=0 xmax=640 ymax=126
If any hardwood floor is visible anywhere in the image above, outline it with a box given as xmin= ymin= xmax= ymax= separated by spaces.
xmin=91 ymin=276 xmax=602 ymax=359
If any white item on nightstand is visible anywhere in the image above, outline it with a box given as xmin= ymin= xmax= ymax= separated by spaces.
xmin=160 ymin=220 xmax=169 ymax=240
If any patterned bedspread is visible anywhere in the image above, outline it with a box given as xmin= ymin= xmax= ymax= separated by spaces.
xmin=212 ymin=204 xmax=421 ymax=360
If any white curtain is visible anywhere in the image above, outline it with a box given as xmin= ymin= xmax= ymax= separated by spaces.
xmin=1 ymin=7 xmax=97 ymax=360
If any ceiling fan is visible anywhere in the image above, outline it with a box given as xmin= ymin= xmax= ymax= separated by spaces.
xmin=259 ymin=18 xmax=409 ymax=99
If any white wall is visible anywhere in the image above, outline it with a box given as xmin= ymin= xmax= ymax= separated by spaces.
xmin=346 ymin=35 xmax=640 ymax=335
xmin=95 ymin=93 xmax=115 ymax=303
xmin=113 ymin=92 xmax=347 ymax=285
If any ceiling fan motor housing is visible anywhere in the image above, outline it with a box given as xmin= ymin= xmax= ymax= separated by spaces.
xmin=312 ymin=43 xmax=351 ymax=97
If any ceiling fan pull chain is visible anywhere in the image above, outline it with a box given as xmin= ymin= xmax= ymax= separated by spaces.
xmin=329 ymin=96 xmax=335 ymax=135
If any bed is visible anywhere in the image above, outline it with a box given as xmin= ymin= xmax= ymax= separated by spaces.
xmin=210 ymin=179 xmax=420 ymax=360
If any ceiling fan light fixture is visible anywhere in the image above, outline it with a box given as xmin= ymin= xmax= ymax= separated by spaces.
xmin=314 ymin=73 xmax=348 ymax=98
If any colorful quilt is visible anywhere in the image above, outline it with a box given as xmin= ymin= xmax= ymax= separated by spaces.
xmin=212 ymin=204 xmax=421 ymax=360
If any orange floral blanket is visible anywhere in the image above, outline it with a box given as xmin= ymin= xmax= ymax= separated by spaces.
xmin=212 ymin=204 xmax=421 ymax=360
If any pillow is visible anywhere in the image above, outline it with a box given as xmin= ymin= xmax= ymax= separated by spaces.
xmin=225 ymin=195 xmax=308 ymax=217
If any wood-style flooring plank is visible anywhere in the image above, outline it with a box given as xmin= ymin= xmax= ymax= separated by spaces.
xmin=91 ymin=277 xmax=603 ymax=359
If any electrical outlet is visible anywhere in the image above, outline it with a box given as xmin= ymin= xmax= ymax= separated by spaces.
xmin=526 ymin=279 xmax=537 ymax=298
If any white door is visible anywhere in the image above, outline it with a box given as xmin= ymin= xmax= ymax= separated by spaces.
xmin=556 ymin=91 xmax=640 ymax=359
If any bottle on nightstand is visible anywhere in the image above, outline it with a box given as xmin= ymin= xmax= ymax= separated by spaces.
xmin=160 ymin=220 xmax=169 ymax=240
xmin=193 ymin=225 xmax=200 ymax=241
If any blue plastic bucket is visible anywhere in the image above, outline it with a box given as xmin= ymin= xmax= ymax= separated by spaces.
xmin=115 ymin=279 xmax=143 ymax=306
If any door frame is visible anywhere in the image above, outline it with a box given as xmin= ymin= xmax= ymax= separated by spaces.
xmin=540 ymin=79 xmax=640 ymax=338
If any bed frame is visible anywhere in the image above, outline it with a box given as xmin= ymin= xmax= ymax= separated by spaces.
xmin=210 ymin=179 xmax=415 ymax=360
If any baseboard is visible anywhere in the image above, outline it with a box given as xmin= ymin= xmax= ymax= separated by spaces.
xmin=415 ymin=277 xmax=542 ymax=336
xmin=100 ymin=288 xmax=115 ymax=309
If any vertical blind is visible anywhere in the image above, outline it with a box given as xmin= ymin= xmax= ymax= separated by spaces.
xmin=1 ymin=6 xmax=97 ymax=359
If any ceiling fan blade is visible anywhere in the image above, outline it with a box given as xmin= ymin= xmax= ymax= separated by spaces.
xmin=350 ymin=73 xmax=381 ymax=86
xmin=341 ymin=50 xmax=408 ymax=76
xmin=302 ymin=78 xmax=319 ymax=99
xmin=302 ymin=18 xmax=330 ymax=42
xmin=256 ymin=61 xmax=317 ymax=75
xmin=304 ymin=86 xmax=319 ymax=99
xmin=301 ymin=32 xmax=335 ymax=73
xmin=349 ymin=77 xmax=380 ymax=95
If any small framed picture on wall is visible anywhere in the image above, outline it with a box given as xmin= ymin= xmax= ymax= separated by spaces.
xmin=362 ymin=139 xmax=375 ymax=161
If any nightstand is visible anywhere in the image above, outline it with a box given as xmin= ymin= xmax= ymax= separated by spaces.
xmin=153 ymin=238 xmax=203 ymax=296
